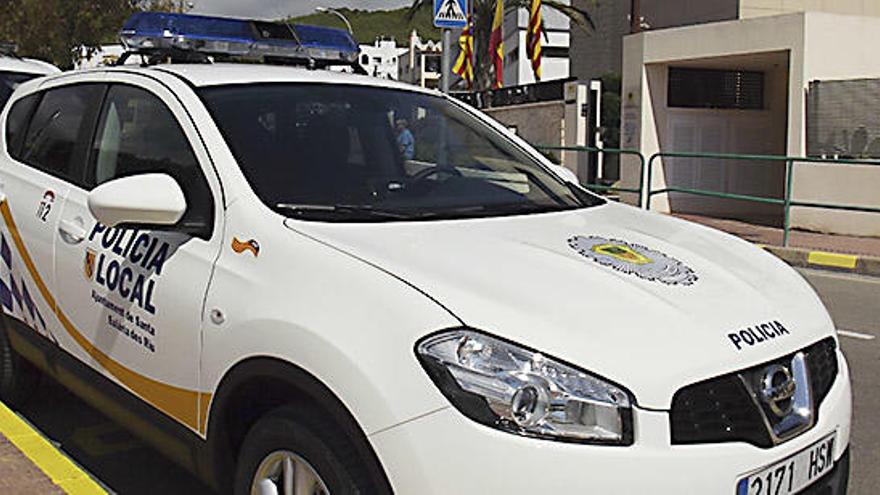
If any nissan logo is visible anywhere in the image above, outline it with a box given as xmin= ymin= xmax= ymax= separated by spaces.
xmin=761 ymin=364 xmax=797 ymax=417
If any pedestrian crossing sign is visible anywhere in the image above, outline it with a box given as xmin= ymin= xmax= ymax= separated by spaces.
xmin=434 ymin=0 xmax=468 ymax=28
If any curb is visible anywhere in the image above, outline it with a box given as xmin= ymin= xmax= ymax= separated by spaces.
xmin=760 ymin=245 xmax=880 ymax=277
xmin=0 ymin=401 xmax=106 ymax=494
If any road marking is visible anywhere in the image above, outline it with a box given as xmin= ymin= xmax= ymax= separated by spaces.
xmin=0 ymin=401 xmax=106 ymax=494
xmin=838 ymin=329 xmax=876 ymax=340
xmin=807 ymin=251 xmax=858 ymax=270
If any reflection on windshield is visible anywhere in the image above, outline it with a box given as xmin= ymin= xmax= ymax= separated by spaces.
xmin=395 ymin=118 xmax=415 ymax=161
xmin=199 ymin=83 xmax=603 ymax=222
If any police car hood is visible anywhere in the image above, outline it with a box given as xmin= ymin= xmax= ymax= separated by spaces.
xmin=285 ymin=202 xmax=835 ymax=409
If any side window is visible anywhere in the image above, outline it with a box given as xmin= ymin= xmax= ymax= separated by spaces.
xmin=5 ymin=93 xmax=41 ymax=160
xmin=20 ymin=84 xmax=104 ymax=186
xmin=89 ymin=85 xmax=214 ymax=237
xmin=0 ymin=71 xmax=38 ymax=110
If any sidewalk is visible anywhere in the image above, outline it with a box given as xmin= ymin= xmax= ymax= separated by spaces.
xmin=0 ymin=402 xmax=105 ymax=494
xmin=676 ymin=213 xmax=880 ymax=275
xmin=0 ymin=434 xmax=63 ymax=494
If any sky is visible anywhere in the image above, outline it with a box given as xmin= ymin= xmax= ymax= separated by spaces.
xmin=188 ymin=0 xmax=415 ymax=20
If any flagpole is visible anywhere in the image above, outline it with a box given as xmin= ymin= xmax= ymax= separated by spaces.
xmin=469 ymin=0 xmax=474 ymax=90
xmin=441 ymin=28 xmax=451 ymax=93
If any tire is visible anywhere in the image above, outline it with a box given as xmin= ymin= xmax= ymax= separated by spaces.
xmin=0 ymin=316 xmax=41 ymax=407
xmin=233 ymin=406 xmax=376 ymax=495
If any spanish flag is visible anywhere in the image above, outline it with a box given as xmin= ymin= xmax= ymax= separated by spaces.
xmin=488 ymin=0 xmax=504 ymax=89
xmin=526 ymin=0 xmax=542 ymax=80
xmin=452 ymin=17 xmax=474 ymax=89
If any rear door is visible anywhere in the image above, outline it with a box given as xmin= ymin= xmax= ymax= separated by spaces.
xmin=0 ymin=83 xmax=104 ymax=344
xmin=53 ymin=75 xmax=223 ymax=434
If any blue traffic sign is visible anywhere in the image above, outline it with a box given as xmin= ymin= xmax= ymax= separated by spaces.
xmin=434 ymin=0 xmax=468 ymax=29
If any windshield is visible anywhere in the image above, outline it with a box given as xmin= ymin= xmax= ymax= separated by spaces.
xmin=199 ymin=83 xmax=602 ymax=221
xmin=0 ymin=71 xmax=39 ymax=109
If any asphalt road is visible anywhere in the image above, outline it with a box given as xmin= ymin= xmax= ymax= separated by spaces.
xmin=8 ymin=268 xmax=879 ymax=494
xmin=797 ymin=268 xmax=879 ymax=495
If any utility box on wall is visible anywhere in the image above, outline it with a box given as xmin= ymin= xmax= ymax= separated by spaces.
xmin=563 ymin=80 xmax=603 ymax=184
xmin=807 ymin=79 xmax=880 ymax=159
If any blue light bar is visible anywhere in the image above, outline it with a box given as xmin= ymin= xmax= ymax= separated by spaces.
xmin=120 ymin=12 xmax=360 ymax=65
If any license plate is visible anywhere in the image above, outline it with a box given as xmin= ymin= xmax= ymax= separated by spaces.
xmin=736 ymin=432 xmax=835 ymax=495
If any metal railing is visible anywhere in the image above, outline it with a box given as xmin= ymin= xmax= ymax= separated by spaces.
xmin=534 ymin=145 xmax=646 ymax=208
xmin=645 ymin=151 xmax=880 ymax=246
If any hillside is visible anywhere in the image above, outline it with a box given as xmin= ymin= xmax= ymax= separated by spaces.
xmin=290 ymin=4 xmax=440 ymax=45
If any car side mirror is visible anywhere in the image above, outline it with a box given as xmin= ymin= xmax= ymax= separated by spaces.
xmin=88 ymin=173 xmax=186 ymax=228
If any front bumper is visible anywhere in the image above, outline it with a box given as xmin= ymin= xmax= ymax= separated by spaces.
xmin=370 ymin=350 xmax=851 ymax=494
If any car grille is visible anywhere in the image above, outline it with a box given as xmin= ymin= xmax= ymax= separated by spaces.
xmin=670 ymin=338 xmax=838 ymax=448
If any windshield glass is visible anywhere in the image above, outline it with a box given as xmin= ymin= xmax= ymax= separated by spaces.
xmin=0 ymin=71 xmax=39 ymax=109
xmin=199 ymin=83 xmax=602 ymax=221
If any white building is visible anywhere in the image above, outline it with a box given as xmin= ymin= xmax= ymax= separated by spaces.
xmin=399 ymin=30 xmax=442 ymax=89
xmin=619 ymin=7 xmax=880 ymax=236
xmin=76 ymin=44 xmax=126 ymax=69
xmin=358 ymin=38 xmax=407 ymax=80
xmin=502 ymin=1 xmax=570 ymax=86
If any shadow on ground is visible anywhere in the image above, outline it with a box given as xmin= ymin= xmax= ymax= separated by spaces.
xmin=16 ymin=378 xmax=213 ymax=495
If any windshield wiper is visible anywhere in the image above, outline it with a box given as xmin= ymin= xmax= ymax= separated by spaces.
xmin=275 ymin=203 xmax=413 ymax=220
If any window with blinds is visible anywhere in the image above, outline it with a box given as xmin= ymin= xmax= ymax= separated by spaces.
xmin=668 ymin=68 xmax=764 ymax=110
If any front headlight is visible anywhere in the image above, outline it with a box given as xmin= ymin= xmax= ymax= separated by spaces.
xmin=415 ymin=328 xmax=634 ymax=445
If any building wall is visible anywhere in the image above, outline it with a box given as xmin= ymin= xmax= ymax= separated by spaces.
xmin=790 ymin=13 xmax=880 ymax=235
xmin=640 ymin=0 xmax=739 ymax=29
xmin=484 ymin=100 xmax=565 ymax=156
xmin=502 ymin=3 xmax=570 ymax=86
xmin=740 ymin=0 xmax=880 ymax=19
xmin=569 ymin=0 xmax=739 ymax=84
xmin=359 ymin=40 xmax=406 ymax=80
xmin=620 ymin=12 xmax=880 ymax=236
xmin=620 ymin=14 xmax=806 ymax=208
xmin=399 ymin=31 xmax=442 ymax=88
xmin=569 ymin=0 xmax=631 ymax=83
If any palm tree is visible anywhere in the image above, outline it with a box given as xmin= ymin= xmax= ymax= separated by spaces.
xmin=408 ymin=0 xmax=595 ymax=91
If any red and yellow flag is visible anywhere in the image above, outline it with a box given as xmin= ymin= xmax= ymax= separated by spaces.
xmin=452 ymin=17 xmax=474 ymax=88
xmin=488 ymin=0 xmax=504 ymax=89
xmin=526 ymin=0 xmax=542 ymax=80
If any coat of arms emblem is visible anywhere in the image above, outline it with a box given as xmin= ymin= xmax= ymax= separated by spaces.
xmin=568 ymin=235 xmax=698 ymax=286
xmin=84 ymin=248 xmax=96 ymax=280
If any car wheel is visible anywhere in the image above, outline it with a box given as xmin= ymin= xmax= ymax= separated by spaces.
xmin=0 ymin=317 xmax=41 ymax=406
xmin=233 ymin=406 xmax=368 ymax=495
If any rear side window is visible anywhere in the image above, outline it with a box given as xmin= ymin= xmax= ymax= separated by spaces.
xmin=5 ymin=93 xmax=41 ymax=159
xmin=20 ymin=84 xmax=104 ymax=186
xmin=0 ymin=71 xmax=38 ymax=109
xmin=88 ymin=84 xmax=214 ymax=237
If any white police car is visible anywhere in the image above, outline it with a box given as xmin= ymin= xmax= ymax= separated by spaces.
xmin=0 ymin=42 xmax=59 ymax=109
xmin=0 ymin=13 xmax=851 ymax=495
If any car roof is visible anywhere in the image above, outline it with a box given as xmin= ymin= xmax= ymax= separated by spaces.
xmin=0 ymin=55 xmax=60 ymax=75
xmin=70 ymin=63 xmax=439 ymax=96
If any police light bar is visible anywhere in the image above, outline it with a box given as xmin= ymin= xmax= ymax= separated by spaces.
xmin=120 ymin=12 xmax=360 ymax=65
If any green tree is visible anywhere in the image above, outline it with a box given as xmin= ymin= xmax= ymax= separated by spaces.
xmin=408 ymin=0 xmax=595 ymax=90
xmin=292 ymin=5 xmax=440 ymax=45
xmin=0 ymin=0 xmax=185 ymax=69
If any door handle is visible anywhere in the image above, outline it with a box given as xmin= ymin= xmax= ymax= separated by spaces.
xmin=59 ymin=219 xmax=87 ymax=244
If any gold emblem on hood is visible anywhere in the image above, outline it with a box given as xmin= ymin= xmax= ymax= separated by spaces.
xmin=568 ymin=235 xmax=697 ymax=286
xmin=592 ymin=243 xmax=652 ymax=265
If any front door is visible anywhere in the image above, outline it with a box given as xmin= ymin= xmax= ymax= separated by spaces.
xmin=53 ymin=78 xmax=222 ymax=434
